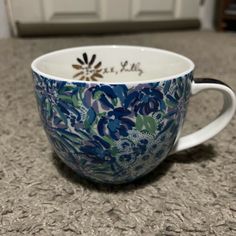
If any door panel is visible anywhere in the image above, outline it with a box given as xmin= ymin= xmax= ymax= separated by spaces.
xmin=175 ymin=0 xmax=200 ymax=18
xmin=131 ymin=0 xmax=175 ymax=21
xmin=9 ymin=0 xmax=43 ymax=22
xmin=42 ymin=0 xmax=102 ymax=22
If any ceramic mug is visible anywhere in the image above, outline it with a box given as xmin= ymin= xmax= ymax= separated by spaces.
xmin=31 ymin=46 xmax=236 ymax=184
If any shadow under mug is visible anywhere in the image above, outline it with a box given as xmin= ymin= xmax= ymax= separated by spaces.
xmin=31 ymin=45 xmax=236 ymax=184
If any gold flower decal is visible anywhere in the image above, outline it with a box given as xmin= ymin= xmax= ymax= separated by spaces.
xmin=72 ymin=53 xmax=103 ymax=81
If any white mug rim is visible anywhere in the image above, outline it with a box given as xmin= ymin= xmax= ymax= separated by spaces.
xmin=31 ymin=45 xmax=195 ymax=85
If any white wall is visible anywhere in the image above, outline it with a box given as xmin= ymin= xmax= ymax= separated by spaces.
xmin=0 ymin=0 xmax=11 ymax=38
xmin=199 ymin=0 xmax=216 ymax=30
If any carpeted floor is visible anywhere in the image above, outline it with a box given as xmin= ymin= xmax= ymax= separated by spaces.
xmin=0 ymin=31 xmax=236 ymax=235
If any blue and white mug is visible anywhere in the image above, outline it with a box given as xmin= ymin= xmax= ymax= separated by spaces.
xmin=31 ymin=46 xmax=236 ymax=184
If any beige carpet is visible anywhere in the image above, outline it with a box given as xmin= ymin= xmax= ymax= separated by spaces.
xmin=0 ymin=31 xmax=236 ymax=235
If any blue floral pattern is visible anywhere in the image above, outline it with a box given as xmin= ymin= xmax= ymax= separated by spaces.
xmin=33 ymin=72 xmax=193 ymax=184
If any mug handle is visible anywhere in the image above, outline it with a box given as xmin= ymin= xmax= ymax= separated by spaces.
xmin=172 ymin=78 xmax=236 ymax=153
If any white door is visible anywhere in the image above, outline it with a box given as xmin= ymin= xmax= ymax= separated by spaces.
xmin=9 ymin=0 xmax=200 ymax=23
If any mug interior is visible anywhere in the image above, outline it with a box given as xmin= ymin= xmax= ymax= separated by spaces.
xmin=31 ymin=45 xmax=194 ymax=84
